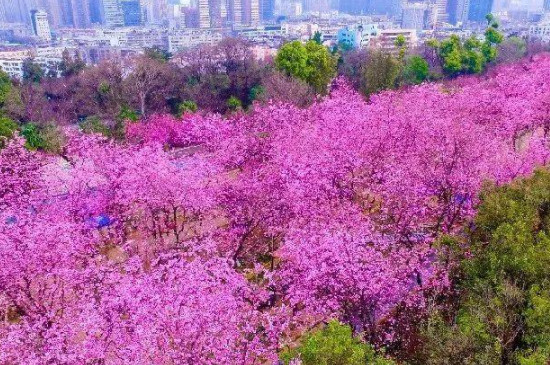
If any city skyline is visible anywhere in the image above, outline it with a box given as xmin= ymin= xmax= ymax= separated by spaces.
xmin=0 ymin=0 xmax=546 ymax=30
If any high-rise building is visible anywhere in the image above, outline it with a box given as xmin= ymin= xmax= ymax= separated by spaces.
xmin=339 ymin=0 xmax=401 ymax=16
xmin=338 ymin=0 xmax=369 ymax=15
xmin=198 ymin=0 xmax=210 ymax=28
xmin=103 ymin=0 xmax=124 ymax=27
xmin=32 ymin=0 xmax=62 ymax=29
xmin=260 ymin=0 xmax=274 ymax=21
xmin=447 ymin=0 xmax=469 ymax=24
xmin=68 ymin=0 xmax=91 ymax=27
xmin=143 ymin=0 xmax=168 ymax=25
xmin=369 ymin=0 xmax=399 ymax=15
xmin=183 ymin=6 xmax=199 ymax=27
xmin=227 ymin=0 xmax=243 ymax=25
xmin=468 ymin=0 xmax=493 ymax=21
xmin=121 ymin=0 xmax=141 ymax=26
xmin=402 ymin=2 xmax=429 ymax=31
xmin=209 ymin=0 xmax=223 ymax=27
xmin=434 ymin=0 xmax=449 ymax=25
xmin=242 ymin=0 xmax=260 ymax=24
xmin=30 ymin=9 xmax=52 ymax=40
xmin=1 ymin=0 xmax=33 ymax=23
xmin=88 ymin=0 xmax=103 ymax=23
xmin=221 ymin=0 xmax=227 ymax=20
xmin=58 ymin=0 xmax=74 ymax=26
xmin=303 ymin=0 xmax=330 ymax=13
xmin=447 ymin=0 xmax=459 ymax=24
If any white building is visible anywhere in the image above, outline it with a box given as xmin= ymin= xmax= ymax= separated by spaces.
xmin=103 ymin=0 xmax=124 ymax=28
xmin=249 ymin=0 xmax=260 ymax=25
xmin=30 ymin=9 xmax=52 ymax=41
xmin=373 ymin=29 xmax=418 ymax=54
xmin=279 ymin=1 xmax=302 ymax=17
xmin=0 ymin=59 xmax=25 ymax=78
xmin=337 ymin=24 xmax=379 ymax=49
xmin=530 ymin=22 xmax=550 ymax=42
xmin=0 ymin=47 xmax=65 ymax=79
xmin=168 ymin=30 xmax=223 ymax=52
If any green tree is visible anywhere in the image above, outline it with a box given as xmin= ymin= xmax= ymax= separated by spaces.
xmin=21 ymin=123 xmax=44 ymax=150
xmin=276 ymin=41 xmax=310 ymax=80
xmin=275 ymin=40 xmax=337 ymax=95
xmin=248 ymin=85 xmax=265 ymax=102
xmin=395 ymin=34 xmax=408 ymax=62
xmin=144 ymin=46 xmax=172 ymax=62
xmin=21 ymin=123 xmax=65 ymax=153
xmin=177 ymin=100 xmax=198 ymax=116
xmin=59 ymin=49 xmax=86 ymax=77
xmin=402 ymin=55 xmax=429 ymax=85
xmin=280 ymin=321 xmax=395 ymax=365
xmin=38 ymin=123 xmax=66 ymax=153
xmin=22 ymin=58 xmax=45 ymax=83
xmin=117 ymin=105 xmax=139 ymax=122
xmin=433 ymin=16 xmax=503 ymax=77
xmin=0 ymin=70 xmax=12 ymax=107
xmin=361 ymin=51 xmax=400 ymax=97
xmin=0 ymin=116 xmax=18 ymax=147
xmin=79 ymin=116 xmax=111 ymax=137
xmin=395 ymin=34 xmax=406 ymax=48
xmin=312 ymin=31 xmax=323 ymax=45
xmin=226 ymin=96 xmax=242 ymax=112
xmin=485 ymin=27 xmax=504 ymax=45
xmin=439 ymin=35 xmax=467 ymax=76
xmin=418 ymin=170 xmax=550 ymax=365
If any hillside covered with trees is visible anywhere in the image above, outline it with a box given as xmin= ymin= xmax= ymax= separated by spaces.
xmin=1 ymin=48 xmax=550 ymax=364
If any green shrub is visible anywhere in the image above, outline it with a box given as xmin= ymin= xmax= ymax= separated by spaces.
xmin=117 ymin=105 xmax=139 ymax=122
xmin=279 ymin=320 xmax=395 ymax=365
xmin=417 ymin=169 xmax=550 ymax=365
xmin=21 ymin=123 xmax=44 ymax=150
xmin=402 ymin=55 xmax=430 ymax=85
xmin=0 ymin=116 xmax=18 ymax=139
xmin=177 ymin=100 xmax=198 ymax=116
xmin=21 ymin=123 xmax=66 ymax=153
xmin=249 ymin=85 xmax=266 ymax=102
xmin=39 ymin=123 xmax=66 ymax=154
xmin=227 ymin=96 xmax=242 ymax=112
xmin=80 ymin=116 xmax=111 ymax=137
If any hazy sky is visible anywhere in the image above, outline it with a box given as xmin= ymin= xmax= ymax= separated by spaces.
xmin=491 ymin=0 xmax=543 ymax=11
xmin=518 ymin=0 xmax=544 ymax=11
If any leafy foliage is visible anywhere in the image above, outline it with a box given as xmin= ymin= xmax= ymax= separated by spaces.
xmin=177 ymin=100 xmax=198 ymax=116
xmin=59 ymin=50 xmax=86 ymax=77
xmin=22 ymin=58 xmax=45 ymax=83
xmin=226 ymin=96 xmax=243 ymax=112
xmin=361 ymin=51 xmax=400 ymax=96
xmin=419 ymin=170 xmax=550 ymax=364
xmin=276 ymin=40 xmax=337 ymax=94
xmin=0 ymin=70 xmax=12 ymax=107
xmin=497 ymin=37 xmax=527 ymax=64
xmin=20 ymin=123 xmax=65 ymax=153
xmin=430 ymin=17 xmax=503 ymax=77
xmin=20 ymin=123 xmax=43 ymax=150
xmin=402 ymin=55 xmax=430 ymax=85
xmin=2 ymin=53 xmax=550 ymax=364
xmin=0 ymin=116 xmax=17 ymax=146
xmin=280 ymin=321 xmax=395 ymax=365
xmin=80 ymin=116 xmax=111 ymax=137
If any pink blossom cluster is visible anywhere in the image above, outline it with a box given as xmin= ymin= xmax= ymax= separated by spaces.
xmin=3 ymin=54 xmax=550 ymax=363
